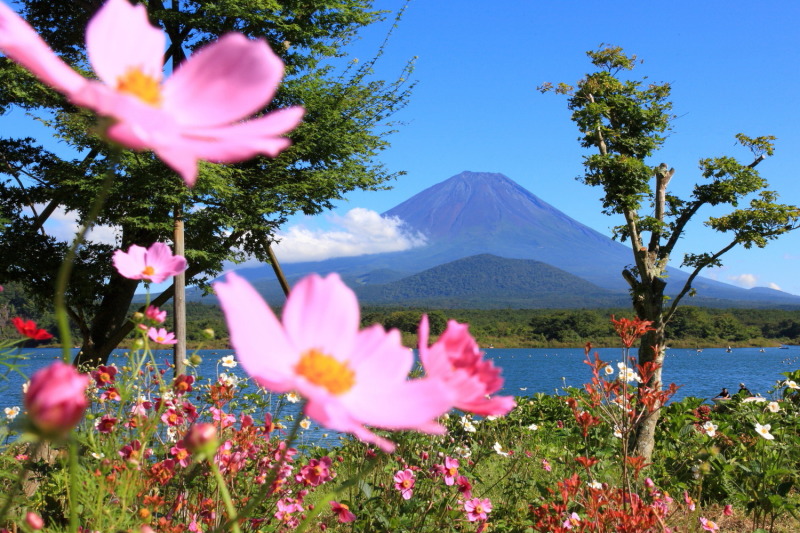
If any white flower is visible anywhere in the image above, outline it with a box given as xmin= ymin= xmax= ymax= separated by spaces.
xmin=493 ymin=441 xmax=509 ymax=457
xmin=528 ymin=423 xmax=539 ymax=431
xmin=218 ymin=373 xmax=239 ymax=388
xmin=299 ymin=418 xmax=311 ymax=430
xmin=702 ymin=421 xmax=717 ymax=437
xmin=617 ymin=362 xmax=642 ymax=383
xmin=221 ymin=355 xmax=238 ymax=368
xmin=91 ymin=452 xmax=105 ymax=460
xmin=587 ymin=480 xmax=602 ymax=489
xmin=460 ymin=415 xmax=477 ymax=433
xmin=4 ymin=406 xmax=20 ymax=420
xmin=166 ymin=426 xmax=179 ymax=442
xmin=604 ymin=365 xmax=614 ymax=376
xmin=486 ymin=415 xmax=499 ymax=421
xmin=784 ymin=380 xmax=799 ymax=390
xmin=613 ymin=426 xmax=623 ymax=438
xmin=767 ymin=401 xmax=781 ymax=413
xmin=754 ymin=422 xmax=775 ymax=440
xmin=21 ymin=381 xmax=29 ymax=394
xmin=161 ymin=390 xmax=175 ymax=402
xmin=285 ymin=392 xmax=301 ymax=403
xmin=453 ymin=445 xmax=472 ymax=458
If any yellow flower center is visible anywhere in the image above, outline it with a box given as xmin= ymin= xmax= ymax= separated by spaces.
xmin=117 ymin=68 xmax=162 ymax=106
xmin=141 ymin=265 xmax=156 ymax=277
xmin=294 ymin=349 xmax=355 ymax=395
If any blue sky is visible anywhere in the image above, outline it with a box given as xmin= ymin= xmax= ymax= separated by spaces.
xmin=278 ymin=0 xmax=800 ymax=295
xmin=4 ymin=0 xmax=800 ymax=295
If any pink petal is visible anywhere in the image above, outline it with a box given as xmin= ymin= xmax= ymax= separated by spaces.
xmin=0 ymin=2 xmax=86 ymax=95
xmin=85 ymin=0 xmax=165 ymax=86
xmin=112 ymin=245 xmax=148 ymax=279
xmin=348 ymin=325 xmax=411 ymax=376
xmin=345 ymin=378 xmax=450 ymax=431
xmin=213 ymin=273 xmax=296 ymax=391
xmin=281 ymin=273 xmax=359 ymax=359
xmin=145 ymin=242 xmax=187 ymax=283
xmin=304 ymin=400 xmax=396 ymax=452
xmin=163 ymin=33 xmax=285 ymax=127
xmin=182 ymin=107 xmax=305 ymax=159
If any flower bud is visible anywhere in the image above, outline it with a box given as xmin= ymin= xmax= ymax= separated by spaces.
xmin=202 ymin=328 xmax=215 ymax=339
xmin=185 ymin=423 xmax=218 ymax=455
xmin=24 ymin=362 xmax=89 ymax=438
xmin=25 ymin=512 xmax=44 ymax=530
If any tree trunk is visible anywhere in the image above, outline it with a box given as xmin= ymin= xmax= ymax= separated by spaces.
xmin=73 ymin=274 xmax=139 ymax=368
xmin=633 ymin=327 xmax=667 ymax=461
xmin=626 ymin=272 xmax=668 ymax=462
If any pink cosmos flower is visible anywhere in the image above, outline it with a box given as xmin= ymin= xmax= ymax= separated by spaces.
xmin=393 ymin=469 xmax=415 ymax=500
xmin=562 ymin=512 xmax=581 ymax=529
xmin=456 ymin=475 xmax=473 ymax=498
xmin=0 ymin=0 xmax=303 ymax=186
xmin=92 ymin=364 xmax=118 ymax=386
xmin=24 ymin=361 xmax=90 ymax=438
xmin=170 ymin=440 xmax=191 ymax=468
xmin=113 ymin=242 xmax=187 ymax=284
xmin=684 ymin=491 xmax=696 ymax=511
xmin=443 ymin=456 xmax=460 ymax=486
xmin=145 ymin=305 xmax=167 ymax=324
xmin=330 ymin=501 xmax=357 ymax=523
xmin=213 ymin=272 xmax=451 ymax=452
xmin=418 ymin=315 xmax=516 ymax=416
xmin=148 ymin=327 xmax=177 ymax=345
xmin=297 ymin=457 xmax=333 ymax=487
xmin=542 ymin=459 xmax=552 ymax=472
xmin=699 ymin=517 xmax=720 ymax=532
xmin=95 ymin=415 xmax=118 ymax=434
xmin=464 ymin=498 xmax=492 ymax=522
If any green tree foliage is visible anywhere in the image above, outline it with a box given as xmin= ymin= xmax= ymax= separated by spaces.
xmin=541 ymin=45 xmax=800 ymax=460
xmin=0 ymin=0 xmax=415 ymax=365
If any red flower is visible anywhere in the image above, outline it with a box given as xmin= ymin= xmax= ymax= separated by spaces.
xmin=12 ymin=317 xmax=53 ymax=340
xmin=611 ymin=316 xmax=654 ymax=348
xmin=330 ymin=501 xmax=356 ymax=523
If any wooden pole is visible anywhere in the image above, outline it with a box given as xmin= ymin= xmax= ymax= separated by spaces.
xmin=173 ymin=209 xmax=186 ymax=375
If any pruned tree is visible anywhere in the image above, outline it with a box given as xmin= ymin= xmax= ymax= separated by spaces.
xmin=0 ymin=0 xmax=415 ymax=366
xmin=540 ymin=45 xmax=800 ymax=460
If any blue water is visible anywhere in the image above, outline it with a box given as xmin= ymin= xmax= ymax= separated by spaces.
xmin=1 ymin=346 xmax=798 ymax=412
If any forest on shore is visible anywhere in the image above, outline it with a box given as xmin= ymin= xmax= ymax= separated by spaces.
xmin=2 ymin=282 xmax=798 ymax=349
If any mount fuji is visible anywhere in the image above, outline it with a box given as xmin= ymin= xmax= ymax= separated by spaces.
xmin=216 ymin=171 xmax=800 ymax=308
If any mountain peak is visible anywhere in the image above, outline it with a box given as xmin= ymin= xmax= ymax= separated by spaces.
xmin=385 ymin=171 xmax=563 ymax=240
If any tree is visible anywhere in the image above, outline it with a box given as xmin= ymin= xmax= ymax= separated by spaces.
xmin=0 ymin=0 xmax=415 ymax=366
xmin=540 ymin=45 xmax=800 ymax=460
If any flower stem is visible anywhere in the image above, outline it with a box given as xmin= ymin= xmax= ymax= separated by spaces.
xmin=54 ymin=154 xmax=119 ymax=363
xmin=68 ymin=437 xmax=79 ymax=533
xmin=208 ymin=457 xmax=241 ymax=533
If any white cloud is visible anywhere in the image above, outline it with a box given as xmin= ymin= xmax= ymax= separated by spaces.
xmin=272 ymin=208 xmax=427 ymax=263
xmin=727 ymin=273 xmax=757 ymax=288
xmin=26 ymin=204 xmax=120 ymax=245
xmin=768 ymin=282 xmax=782 ymax=291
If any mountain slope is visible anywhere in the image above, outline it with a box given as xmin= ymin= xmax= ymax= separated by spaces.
xmin=355 ymin=254 xmax=629 ymax=308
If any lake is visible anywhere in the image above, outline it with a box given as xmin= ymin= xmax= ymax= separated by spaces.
xmin=2 ymin=345 xmax=797 ymax=411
